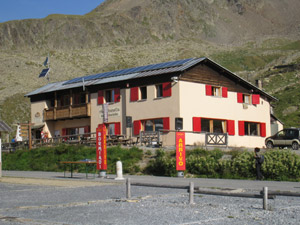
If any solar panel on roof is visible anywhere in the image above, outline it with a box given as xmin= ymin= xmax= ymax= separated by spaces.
xmin=63 ymin=58 xmax=195 ymax=85
xmin=39 ymin=68 xmax=50 ymax=78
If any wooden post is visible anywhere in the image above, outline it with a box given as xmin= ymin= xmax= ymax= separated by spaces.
xmin=28 ymin=121 xmax=32 ymax=150
xmin=126 ymin=178 xmax=131 ymax=199
xmin=263 ymin=187 xmax=268 ymax=210
xmin=189 ymin=182 xmax=194 ymax=204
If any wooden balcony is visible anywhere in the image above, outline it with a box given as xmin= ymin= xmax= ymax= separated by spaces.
xmin=44 ymin=103 xmax=91 ymax=121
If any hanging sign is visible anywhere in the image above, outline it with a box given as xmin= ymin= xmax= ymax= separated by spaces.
xmin=176 ymin=132 xmax=186 ymax=171
xmin=96 ymin=124 xmax=107 ymax=170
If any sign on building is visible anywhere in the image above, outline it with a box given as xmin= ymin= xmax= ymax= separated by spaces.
xmin=96 ymin=124 xmax=107 ymax=170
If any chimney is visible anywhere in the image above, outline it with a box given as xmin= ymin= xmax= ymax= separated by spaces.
xmin=255 ymin=79 xmax=262 ymax=89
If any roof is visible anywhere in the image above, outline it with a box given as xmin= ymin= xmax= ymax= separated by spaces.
xmin=0 ymin=121 xmax=13 ymax=132
xmin=25 ymin=57 xmax=276 ymax=101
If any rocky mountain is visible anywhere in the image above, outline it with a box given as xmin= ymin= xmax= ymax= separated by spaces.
xmin=0 ymin=0 xmax=300 ymax=134
xmin=0 ymin=0 xmax=299 ymax=50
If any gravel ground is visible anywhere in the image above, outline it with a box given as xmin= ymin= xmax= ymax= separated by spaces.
xmin=0 ymin=178 xmax=300 ymax=225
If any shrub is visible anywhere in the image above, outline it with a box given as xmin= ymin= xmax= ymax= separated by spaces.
xmin=144 ymin=149 xmax=176 ymax=176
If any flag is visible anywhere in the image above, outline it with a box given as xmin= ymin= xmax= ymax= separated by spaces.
xmin=43 ymin=57 xmax=48 ymax=67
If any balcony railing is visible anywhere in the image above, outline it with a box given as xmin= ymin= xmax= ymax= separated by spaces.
xmin=44 ymin=103 xmax=91 ymax=121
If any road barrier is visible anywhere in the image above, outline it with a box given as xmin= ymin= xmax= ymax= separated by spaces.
xmin=127 ymin=179 xmax=276 ymax=210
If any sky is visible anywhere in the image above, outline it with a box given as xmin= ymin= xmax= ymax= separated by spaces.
xmin=0 ymin=0 xmax=106 ymax=23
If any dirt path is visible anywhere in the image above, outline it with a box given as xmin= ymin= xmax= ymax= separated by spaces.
xmin=0 ymin=177 xmax=118 ymax=187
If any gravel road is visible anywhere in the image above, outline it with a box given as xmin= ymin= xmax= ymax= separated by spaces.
xmin=0 ymin=177 xmax=300 ymax=225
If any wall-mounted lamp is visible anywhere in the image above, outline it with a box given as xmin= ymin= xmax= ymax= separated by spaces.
xmin=171 ymin=76 xmax=179 ymax=83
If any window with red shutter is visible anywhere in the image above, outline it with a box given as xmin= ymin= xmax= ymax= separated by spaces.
xmin=163 ymin=117 xmax=170 ymax=132
xmin=222 ymin=87 xmax=228 ymax=98
xmin=252 ymin=94 xmax=260 ymax=105
xmin=237 ymin=93 xmax=243 ymax=103
xmin=130 ymin=87 xmax=139 ymax=102
xmin=115 ymin=122 xmax=121 ymax=135
xmin=98 ymin=90 xmax=104 ymax=105
xmin=227 ymin=120 xmax=235 ymax=135
xmin=114 ymin=88 xmax=120 ymax=102
xmin=205 ymin=85 xmax=212 ymax=96
xmin=260 ymin=123 xmax=266 ymax=137
xmin=133 ymin=120 xmax=141 ymax=136
xmin=193 ymin=117 xmax=201 ymax=132
xmin=162 ymin=82 xmax=172 ymax=97
xmin=238 ymin=121 xmax=245 ymax=136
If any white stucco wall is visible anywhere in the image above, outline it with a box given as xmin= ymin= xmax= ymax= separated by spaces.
xmin=179 ymin=81 xmax=271 ymax=148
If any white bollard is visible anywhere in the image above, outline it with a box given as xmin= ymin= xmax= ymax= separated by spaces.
xmin=263 ymin=187 xmax=268 ymax=210
xmin=115 ymin=161 xmax=125 ymax=180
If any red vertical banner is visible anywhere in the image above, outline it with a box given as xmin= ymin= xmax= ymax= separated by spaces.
xmin=96 ymin=124 xmax=107 ymax=170
xmin=176 ymin=132 xmax=186 ymax=171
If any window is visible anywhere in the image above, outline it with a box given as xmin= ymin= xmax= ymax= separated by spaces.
xmin=142 ymin=119 xmax=164 ymax=132
xmin=206 ymin=85 xmax=228 ymax=98
xmin=134 ymin=118 xmax=169 ymax=135
xmin=244 ymin=94 xmax=251 ymax=104
xmin=193 ymin=117 xmax=235 ymax=135
xmin=238 ymin=121 xmax=266 ymax=137
xmin=98 ymin=88 xmax=120 ymax=104
xmin=237 ymin=93 xmax=260 ymax=105
xmin=64 ymin=126 xmax=90 ymax=140
xmin=156 ymin=84 xmax=163 ymax=98
xmin=140 ymin=86 xmax=147 ymax=100
xmin=58 ymin=95 xmax=70 ymax=107
xmin=105 ymin=122 xmax=120 ymax=136
xmin=156 ymin=82 xmax=172 ymax=98
xmin=73 ymin=92 xmax=87 ymax=105
xmin=105 ymin=90 xmax=114 ymax=103
xmin=193 ymin=117 xmax=227 ymax=133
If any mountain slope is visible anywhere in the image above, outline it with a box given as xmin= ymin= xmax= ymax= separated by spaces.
xmin=0 ymin=0 xmax=299 ymax=50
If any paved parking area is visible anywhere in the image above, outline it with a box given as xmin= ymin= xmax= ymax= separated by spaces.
xmin=1 ymin=171 xmax=300 ymax=224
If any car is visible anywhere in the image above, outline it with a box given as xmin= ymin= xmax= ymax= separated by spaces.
xmin=265 ymin=128 xmax=300 ymax=150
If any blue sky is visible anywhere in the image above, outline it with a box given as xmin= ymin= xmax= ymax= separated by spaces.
xmin=0 ymin=0 xmax=105 ymax=23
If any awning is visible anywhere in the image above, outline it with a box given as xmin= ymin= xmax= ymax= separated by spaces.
xmin=31 ymin=123 xmax=45 ymax=130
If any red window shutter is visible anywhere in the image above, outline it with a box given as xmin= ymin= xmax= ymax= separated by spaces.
xmin=260 ymin=123 xmax=266 ymax=137
xmin=222 ymin=87 xmax=228 ymax=98
xmin=98 ymin=90 xmax=104 ymax=105
xmin=206 ymin=85 xmax=212 ymax=96
xmin=163 ymin=117 xmax=170 ymax=132
xmin=193 ymin=117 xmax=201 ymax=132
xmin=130 ymin=87 xmax=139 ymax=102
xmin=252 ymin=94 xmax=260 ymax=105
xmin=114 ymin=88 xmax=120 ymax=102
xmin=62 ymin=128 xmax=67 ymax=140
xmin=133 ymin=120 xmax=141 ymax=136
xmin=84 ymin=126 xmax=90 ymax=137
xmin=115 ymin=122 xmax=121 ymax=135
xmin=162 ymin=82 xmax=172 ymax=97
xmin=84 ymin=126 xmax=90 ymax=134
xmin=237 ymin=93 xmax=243 ymax=103
xmin=227 ymin=120 xmax=235 ymax=135
xmin=238 ymin=121 xmax=245 ymax=136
